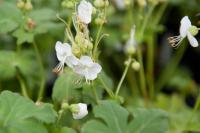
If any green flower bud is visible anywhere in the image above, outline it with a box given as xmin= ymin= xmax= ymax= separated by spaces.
xmin=61 ymin=102 xmax=69 ymax=110
xmin=94 ymin=0 xmax=105 ymax=8
xmin=61 ymin=1 xmax=74 ymax=8
xmin=137 ymin=0 xmax=147 ymax=8
xmin=92 ymin=7 xmax=97 ymax=15
xmin=17 ymin=0 xmax=25 ymax=9
xmin=95 ymin=17 xmax=104 ymax=25
xmin=105 ymin=0 xmax=109 ymax=7
xmin=72 ymin=44 xmax=81 ymax=57
xmin=69 ymin=104 xmax=80 ymax=114
xmin=24 ymin=1 xmax=33 ymax=11
xmin=132 ymin=61 xmax=140 ymax=71
xmin=188 ymin=26 xmax=199 ymax=36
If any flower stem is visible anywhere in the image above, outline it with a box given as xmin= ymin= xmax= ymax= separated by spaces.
xmin=92 ymin=82 xmax=99 ymax=104
xmin=16 ymin=73 xmax=29 ymax=98
xmin=99 ymin=77 xmax=114 ymax=98
xmin=33 ymin=41 xmax=45 ymax=101
xmin=93 ymin=23 xmax=103 ymax=59
xmin=137 ymin=46 xmax=148 ymax=101
xmin=147 ymin=36 xmax=155 ymax=99
xmin=115 ymin=56 xmax=132 ymax=96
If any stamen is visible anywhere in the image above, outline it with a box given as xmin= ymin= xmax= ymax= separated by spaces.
xmin=167 ymin=35 xmax=183 ymax=48
xmin=52 ymin=62 xmax=64 ymax=74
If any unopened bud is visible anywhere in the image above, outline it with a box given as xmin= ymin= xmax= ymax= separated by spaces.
xmin=95 ymin=18 xmax=104 ymax=25
xmin=17 ymin=0 xmax=25 ymax=9
xmin=137 ymin=0 xmax=147 ymax=7
xmin=61 ymin=102 xmax=69 ymax=110
xmin=61 ymin=1 xmax=74 ymax=8
xmin=70 ymin=103 xmax=88 ymax=119
xmin=132 ymin=61 xmax=140 ymax=71
xmin=27 ymin=18 xmax=36 ymax=29
xmin=94 ymin=0 xmax=105 ymax=8
xmin=24 ymin=1 xmax=33 ymax=11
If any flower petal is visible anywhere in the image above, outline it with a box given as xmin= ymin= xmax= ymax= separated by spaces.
xmin=73 ymin=64 xmax=86 ymax=76
xmin=65 ymin=55 xmax=79 ymax=68
xmin=55 ymin=41 xmax=72 ymax=61
xmin=187 ymin=32 xmax=199 ymax=47
xmin=85 ymin=72 xmax=97 ymax=80
xmin=80 ymin=56 xmax=93 ymax=66
xmin=78 ymin=0 xmax=93 ymax=24
xmin=72 ymin=103 xmax=88 ymax=119
xmin=180 ymin=16 xmax=192 ymax=38
xmin=91 ymin=63 xmax=102 ymax=74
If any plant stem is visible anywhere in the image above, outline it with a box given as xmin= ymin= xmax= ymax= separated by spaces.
xmin=115 ymin=56 xmax=132 ymax=96
xmin=92 ymin=82 xmax=99 ymax=104
xmin=147 ymin=36 xmax=155 ymax=99
xmin=33 ymin=41 xmax=45 ymax=101
xmin=99 ymin=77 xmax=114 ymax=98
xmin=16 ymin=73 xmax=29 ymax=98
xmin=93 ymin=23 xmax=103 ymax=59
xmin=137 ymin=46 xmax=148 ymax=100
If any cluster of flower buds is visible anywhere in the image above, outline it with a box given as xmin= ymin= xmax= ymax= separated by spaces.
xmin=61 ymin=102 xmax=88 ymax=119
xmin=17 ymin=0 xmax=33 ymax=11
xmin=94 ymin=0 xmax=109 ymax=8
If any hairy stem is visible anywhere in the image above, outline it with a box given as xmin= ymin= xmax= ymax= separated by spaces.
xmin=16 ymin=73 xmax=29 ymax=98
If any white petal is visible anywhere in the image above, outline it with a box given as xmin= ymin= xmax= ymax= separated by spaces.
xmin=55 ymin=41 xmax=72 ymax=61
xmin=80 ymin=56 xmax=93 ymax=66
xmin=65 ymin=55 xmax=79 ymax=68
xmin=180 ymin=16 xmax=192 ymax=38
xmin=72 ymin=103 xmax=88 ymax=119
xmin=78 ymin=0 xmax=93 ymax=24
xmin=73 ymin=64 xmax=86 ymax=76
xmin=187 ymin=32 xmax=199 ymax=47
xmin=91 ymin=63 xmax=102 ymax=74
xmin=85 ymin=72 xmax=97 ymax=80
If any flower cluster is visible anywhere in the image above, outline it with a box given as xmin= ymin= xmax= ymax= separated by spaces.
xmin=53 ymin=0 xmax=102 ymax=82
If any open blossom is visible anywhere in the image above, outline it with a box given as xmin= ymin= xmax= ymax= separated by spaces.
xmin=168 ymin=16 xmax=199 ymax=48
xmin=53 ymin=41 xmax=78 ymax=73
xmin=124 ymin=25 xmax=137 ymax=55
xmin=73 ymin=56 xmax=102 ymax=81
xmin=71 ymin=103 xmax=88 ymax=119
xmin=78 ymin=0 xmax=93 ymax=24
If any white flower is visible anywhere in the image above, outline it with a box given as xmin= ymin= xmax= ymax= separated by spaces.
xmin=168 ymin=16 xmax=199 ymax=48
xmin=53 ymin=41 xmax=79 ymax=73
xmin=124 ymin=25 xmax=137 ymax=55
xmin=72 ymin=103 xmax=88 ymax=119
xmin=78 ymin=0 xmax=93 ymax=24
xmin=73 ymin=56 xmax=102 ymax=81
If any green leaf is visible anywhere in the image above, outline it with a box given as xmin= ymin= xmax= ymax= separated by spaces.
xmin=48 ymin=126 xmax=77 ymax=133
xmin=82 ymin=100 xmax=129 ymax=133
xmin=82 ymin=101 xmax=169 ymax=133
xmin=0 ymin=51 xmax=18 ymax=80
xmin=30 ymin=9 xmax=56 ymax=23
xmin=52 ymin=69 xmax=83 ymax=103
xmin=0 ymin=2 xmax=22 ymax=33
xmin=12 ymin=28 xmax=34 ymax=45
xmin=0 ymin=91 xmax=57 ymax=133
xmin=0 ymin=19 xmax=18 ymax=33
xmin=0 ymin=50 xmax=38 ymax=80
xmin=128 ymin=108 xmax=169 ymax=133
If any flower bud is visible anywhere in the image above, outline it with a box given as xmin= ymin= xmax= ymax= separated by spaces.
xmin=188 ymin=26 xmax=199 ymax=36
xmin=105 ymin=0 xmax=109 ymax=7
xmin=17 ymin=0 xmax=25 ymax=9
xmin=95 ymin=17 xmax=104 ymax=25
xmin=70 ymin=103 xmax=88 ymax=119
xmin=125 ymin=0 xmax=131 ymax=6
xmin=24 ymin=1 xmax=33 ymax=11
xmin=61 ymin=1 xmax=74 ymax=8
xmin=27 ymin=18 xmax=36 ymax=29
xmin=132 ymin=61 xmax=140 ymax=71
xmin=92 ymin=7 xmax=97 ymax=15
xmin=94 ymin=0 xmax=105 ymax=8
xmin=137 ymin=0 xmax=147 ymax=8
xmin=61 ymin=102 xmax=69 ymax=110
